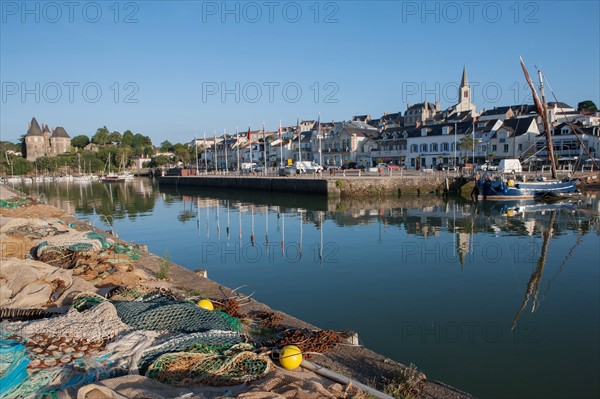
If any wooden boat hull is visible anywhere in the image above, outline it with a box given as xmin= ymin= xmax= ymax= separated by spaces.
xmin=477 ymin=178 xmax=578 ymax=200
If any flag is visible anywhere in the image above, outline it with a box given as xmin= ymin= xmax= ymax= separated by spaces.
xmin=296 ymin=117 xmax=300 ymax=136
xmin=278 ymin=122 xmax=282 ymax=138
xmin=247 ymin=126 xmax=251 ymax=141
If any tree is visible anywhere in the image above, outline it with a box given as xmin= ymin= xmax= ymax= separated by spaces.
xmin=173 ymin=143 xmax=191 ymax=164
xmin=109 ymin=131 xmax=122 ymax=145
xmin=150 ymin=155 xmax=171 ymax=167
xmin=71 ymin=135 xmax=90 ymax=149
xmin=160 ymin=140 xmax=173 ymax=152
xmin=11 ymin=157 xmax=33 ymax=175
xmin=459 ymin=135 xmax=474 ymax=162
xmin=92 ymin=126 xmax=110 ymax=145
xmin=578 ymin=100 xmax=598 ymax=115
xmin=121 ymin=130 xmax=134 ymax=147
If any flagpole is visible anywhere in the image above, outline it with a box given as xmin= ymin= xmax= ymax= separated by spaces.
xmin=262 ymin=122 xmax=267 ymax=176
xmin=279 ymin=120 xmax=283 ymax=168
xmin=224 ymin=128 xmax=228 ymax=174
xmin=317 ymin=113 xmax=322 ymax=166
xmin=297 ymin=117 xmax=301 ymax=164
xmin=248 ymin=126 xmax=252 ymax=166
xmin=195 ymin=134 xmax=199 ymax=175
xmin=236 ymin=126 xmax=240 ymax=175
xmin=213 ymin=130 xmax=217 ymax=174
xmin=203 ymin=133 xmax=207 ymax=174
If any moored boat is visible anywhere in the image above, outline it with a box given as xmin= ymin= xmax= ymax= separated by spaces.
xmin=477 ymin=175 xmax=579 ymax=200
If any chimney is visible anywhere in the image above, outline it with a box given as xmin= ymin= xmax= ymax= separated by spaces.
xmin=28 ymin=122 xmax=31 ymax=128
xmin=416 ymin=120 xmax=421 ymax=128
xmin=435 ymin=101 xmax=440 ymax=111
xmin=407 ymin=102 xmax=412 ymax=110
xmin=51 ymin=128 xmax=55 ymax=133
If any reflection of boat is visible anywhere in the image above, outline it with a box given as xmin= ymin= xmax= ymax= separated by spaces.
xmin=481 ymin=198 xmax=579 ymax=218
xmin=512 ymin=211 xmax=556 ymax=329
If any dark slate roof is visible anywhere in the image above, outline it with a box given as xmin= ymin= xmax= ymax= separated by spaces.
xmin=26 ymin=117 xmax=43 ymax=136
xmin=292 ymin=131 xmax=314 ymax=143
xmin=498 ymin=117 xmax=537 ymax=136
xmin=42 ymin=124 xmax=51 ymax=133
xmin=51 ymin=126 xmax=70 ymax=138
xmin=479 ymin=106 xmax=512 ymax=117
xmin=407 ymin=102 xmax=436 ymax=111
xmin=446 ymin=111 xmax=473 ymax=122
xmin=380 ymin=112 xmax=402 ymax=121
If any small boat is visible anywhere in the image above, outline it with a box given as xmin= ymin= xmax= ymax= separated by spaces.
xmin=477 ymin=175 xmax=579 ymax=200
xmin=102 ymin=173 xmax=125 ymax=183
xmin=102 ymin=153 xmax=125 ymax=183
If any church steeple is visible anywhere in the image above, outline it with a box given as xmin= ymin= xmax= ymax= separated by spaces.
xmin=460 ymin=65 xmax=469 ymax=87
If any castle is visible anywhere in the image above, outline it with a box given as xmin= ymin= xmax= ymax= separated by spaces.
xmin=24 ymin=117 xmax=71 ymax=161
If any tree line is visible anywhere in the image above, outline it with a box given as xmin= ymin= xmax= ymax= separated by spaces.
xmin=0 ymin=127 xmax=197 ymax=176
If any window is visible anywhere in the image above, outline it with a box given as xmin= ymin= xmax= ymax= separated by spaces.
xmin=499 ymin=138 xmax=506 ymax=144
xmin=420 ymin=143 xmax=427 ymax=152
xmin=410 ymin=144 xmax=418 ymax=153
xmin=492 ymin=145 xmax=497 ymax=152
xmin=503 ymin=144 xmax=509 ymax=153
xmin=430 ymin=143 xmax=438 ymax=152
xmin=518 ymin=144 xmax=523 ymax=151
xmin=441 ymin=142 xmax=449 ymax=151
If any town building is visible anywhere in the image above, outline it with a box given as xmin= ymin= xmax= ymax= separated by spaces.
xmin=24 ymin=117 xmax=72 ymax=161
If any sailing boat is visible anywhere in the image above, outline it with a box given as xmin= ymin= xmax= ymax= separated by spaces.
xmin=476 ymin=59 xmax=579 ymax=200
xmin=102 ymin=153 xmax=125 ymax=183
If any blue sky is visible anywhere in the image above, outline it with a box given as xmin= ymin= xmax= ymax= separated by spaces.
xmin=1 ymin=0 xmax=599 ymax=144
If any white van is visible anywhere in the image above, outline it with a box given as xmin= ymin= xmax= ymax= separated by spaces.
xmin=497 ymin=159 xmax=522 ymax=173
xmin=295 ymin=161 xmax=323 ymax=174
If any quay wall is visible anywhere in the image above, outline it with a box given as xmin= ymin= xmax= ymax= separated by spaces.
xmin=158 ymin=175 xmax=461 ymax=197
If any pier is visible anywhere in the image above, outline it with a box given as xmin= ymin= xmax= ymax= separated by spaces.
xmin=158 ymin=174 xmax=466 ymax=197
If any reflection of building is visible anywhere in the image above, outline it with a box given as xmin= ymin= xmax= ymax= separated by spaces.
xmin=456 ymin=232 xmax=471 ymax=267
xmin=24 ymin=117 xmax=71 ymax=161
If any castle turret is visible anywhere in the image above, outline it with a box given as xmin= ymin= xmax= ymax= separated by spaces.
xmin=24 ymin=117 xmax=45 ymax=161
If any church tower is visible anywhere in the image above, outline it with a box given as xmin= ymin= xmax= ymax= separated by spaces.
xmin=454 ymin=66 xmax=477 ymax=114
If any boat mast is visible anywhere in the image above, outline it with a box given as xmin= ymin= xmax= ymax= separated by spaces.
xmin=537 ymin=70 xmax=557 ymax=179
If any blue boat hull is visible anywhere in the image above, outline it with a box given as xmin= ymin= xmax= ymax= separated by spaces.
xmin=477 ymin=178 xmax=578 ymax=200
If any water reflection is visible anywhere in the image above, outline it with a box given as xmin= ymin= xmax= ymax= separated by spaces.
xmin=16 ymin=179 xmax=600 ymax=398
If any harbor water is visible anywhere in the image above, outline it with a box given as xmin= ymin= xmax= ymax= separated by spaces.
xmin=17 ymin=179 xmax=600 ymax=399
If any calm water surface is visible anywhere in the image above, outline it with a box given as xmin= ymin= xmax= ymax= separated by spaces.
xmin=19 ymin=179 xmax=600 ymax=399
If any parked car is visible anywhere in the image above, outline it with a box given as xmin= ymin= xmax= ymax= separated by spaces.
xmin=341 ymin=162 xmax=366 ymax=171
xmin=278 ymin=166 xmax=295 ymax=176
xmin=479 ymin=162 xmax=498 ymax=171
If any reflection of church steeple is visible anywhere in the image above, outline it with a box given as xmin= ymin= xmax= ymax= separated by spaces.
xmin=456 ymin=232 xmax=470 ymax=268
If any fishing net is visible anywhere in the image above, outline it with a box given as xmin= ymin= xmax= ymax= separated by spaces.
xmin=35 ymin=231 xmax=112 ymax=258
xmin=146 ymin=342 xmax=270 ymax=387
xmin=8 ymin=300 xmax=131 ymax=343
xmin=113 ymin=297 xmax=242 ymax=333
xmin=0 ymin=197 xmax=36 ymax=209
xmin=137 ymin=330 xmax=242 ymax=375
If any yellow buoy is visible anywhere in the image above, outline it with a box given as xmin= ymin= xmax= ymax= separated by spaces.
xmin=279 ymin=345 xmax=303 ymax=370
xmin=507 ymin=209 xmax=515 ymax=217
xmin=197 ymin=299 xmax=214 ymax=311
xmin=507 ymin=179 xmax=515 ymax=187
